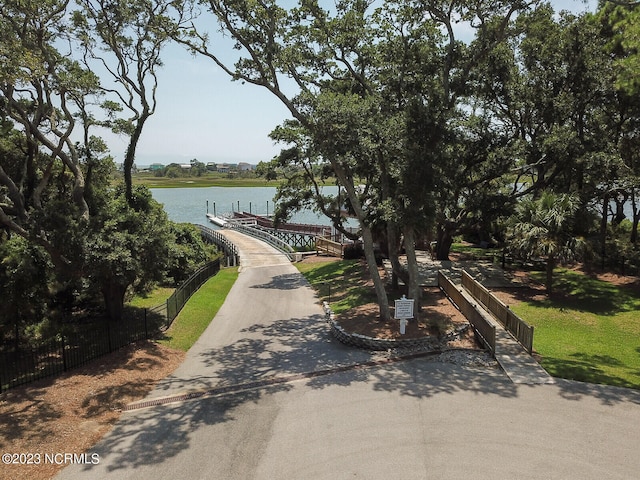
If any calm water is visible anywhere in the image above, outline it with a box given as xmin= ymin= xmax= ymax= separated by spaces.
xmin=152 ymin=186 xmax=638 ymax=229
xmin=150 ymin=186 xmax=343 ymax=226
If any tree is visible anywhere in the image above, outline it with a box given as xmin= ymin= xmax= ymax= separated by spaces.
xmin=169 ymin=0 xmax=535 ymax=319
xmin=1 ymin=0 xmax=201 ymax=326
xmin=190 ymin=158 xmax=207 ymax=176
xmin=85 ymin=185 xmax=173 ymax=321
xmin=599 ymin=2 xmax=640 ymax=246
xmin=0 ymin=0 xmax=98 ymax=272
xmin=507 ymin=192 xmax=584 ymax=295
xmin=72 ymin=0 xmax=189 ymax=206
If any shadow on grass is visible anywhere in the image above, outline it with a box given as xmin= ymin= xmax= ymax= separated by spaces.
xmin=541 ymin=352 xmax=640 ymax=391
xmin=529 ymin=269 xmax=640 ymax=315
xmin=299 ymin=260 xmax=377 ymax=311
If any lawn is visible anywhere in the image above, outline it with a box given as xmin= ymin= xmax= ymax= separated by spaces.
xmin=157 ymin=267 xmax=239 ymax=351
xmin=511 ymin=269 xmax=640 ymax=389
xmin=132 ymin=173 xmax=281 ymax=188
xmin=128 ymin=286 xmax=175 ymax=309
xmin=295 ymin=259 xmax=377 ymax=314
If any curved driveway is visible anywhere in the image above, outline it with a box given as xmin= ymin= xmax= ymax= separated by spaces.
xmin=58 ymin=232 xmax=640 ymax=480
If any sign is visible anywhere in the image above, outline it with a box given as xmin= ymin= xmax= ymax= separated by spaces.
xmin=394 ymin=295 xmax=414 ymax=320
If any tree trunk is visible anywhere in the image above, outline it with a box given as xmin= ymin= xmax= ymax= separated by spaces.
xmin=124 ymin=116 xmax=149 ymax=207
xmin=361 ymin=224 xmax=391 ymax=321
xmin=631 ymin=188 xmax=639 ymax=245
xmin=436 ymin=223 xmax=454 ymax=261
xmin=386 ymin=220 xmax=409 ymax=290
xmin=333 ymin=163 xmax=391 ymax=321
xmin=403 ymin=225 xmax=422 ymax=311
xmin=600 ymin=194 xmax=609 ymax=269
xmin=102 ymin=281 xmax=127 ymax=322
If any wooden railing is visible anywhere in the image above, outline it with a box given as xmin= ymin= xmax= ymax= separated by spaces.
xmin=438 ymin=271 xmax=496 ymax=355
xmin=461 ymin=271 xmax=534 ymax=354
xmin=316 ymin=236 xmax=345 ymax=257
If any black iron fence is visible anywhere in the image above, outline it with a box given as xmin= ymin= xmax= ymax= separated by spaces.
xmin=1 ymin=258 xmax=222 ymax=394
xmin=166 ymin=259 xmax=220 ymax=325
xmin=197 ymin=224 xmax=240 ymax=266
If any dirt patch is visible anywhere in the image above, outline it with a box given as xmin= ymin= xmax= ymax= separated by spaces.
xmin=302 ymin=253 xmax=479 ymax=348
xmin=337 ymin=287 xmax=474 ymax=344
xmin=299 ymin=253 xmax=342 ymax=263
xmin=0 ymin=342 xmax=184 ymax=480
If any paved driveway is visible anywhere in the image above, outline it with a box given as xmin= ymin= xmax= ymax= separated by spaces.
xmin=58 ymin=233 xmax=640 ymax=480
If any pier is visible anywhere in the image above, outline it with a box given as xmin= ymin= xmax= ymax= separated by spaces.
xmin=207 ymin=211 xmax=357 ymax=255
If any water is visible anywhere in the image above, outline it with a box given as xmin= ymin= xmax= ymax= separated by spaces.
xmin=150 ymin=186 xmax=346 ymax=226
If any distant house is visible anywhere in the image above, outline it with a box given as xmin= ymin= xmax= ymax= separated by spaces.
xmin=216 ymin=164 xmax=230 ymax=173
xmin=179 ymin=164 xmax=192 ymax=170
xmin=206 ymin=162 xmax=217 ymax=171
xmin=149 ymin=163 xmax=164 ymax=171
xmin=238 ymin=162 xmax=254 ymax=171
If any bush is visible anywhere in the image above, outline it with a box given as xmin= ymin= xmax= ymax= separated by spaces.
xmin=343 ymin=242 xmax=364 ymax=259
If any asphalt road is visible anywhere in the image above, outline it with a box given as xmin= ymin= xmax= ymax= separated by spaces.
xmin=57 ymin=233 xmax=640 ymax=480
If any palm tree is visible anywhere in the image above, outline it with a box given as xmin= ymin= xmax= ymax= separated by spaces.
xmin=507 ymin=192 xmax=585 ymax=295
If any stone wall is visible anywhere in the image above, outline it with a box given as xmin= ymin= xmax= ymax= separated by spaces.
xmin=322 ymin=302 xmax=469 ymax=352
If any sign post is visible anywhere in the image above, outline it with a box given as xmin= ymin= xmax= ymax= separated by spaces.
xmin=394 ymin=295 xmax=414 ymax=335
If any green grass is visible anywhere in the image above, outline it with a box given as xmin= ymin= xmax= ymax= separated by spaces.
xmin=157 ymin=267 xmax=239 ymax=351
xmin=132 ymin=173 xmax=281 ymax=188
xmin=131 ymin=172 xmax=340 ymax=188
xmin=128 ymin=287 xmax=175 ymax=309
xmin=296 ymin=259 xmax=378 ymax=314
xmin=511 ymin=269 xmax=640 ymax=389
xmin=450 ymin=242 xmax=501 ymax=261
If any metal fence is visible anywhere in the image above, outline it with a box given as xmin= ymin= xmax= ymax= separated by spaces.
xmin=226 ymin=222 xmax=296 ymax=260
xmin=197 ymin=224 xmax=240 ymax=266
xmin=166 ymin=259 xmax=220 ymax=325
xmin=0 ymin=315 xmax=151 ymax=393
xmin=461 ymin=271 xmax=534 ymax=354
xmin=1 ymin=258 xmax=222 ymax=394
xmin=437 ymin=271 xmax=496 ymax=355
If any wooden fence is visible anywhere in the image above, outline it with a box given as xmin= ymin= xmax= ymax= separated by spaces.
xmin=461 ymin=271 xmax=534 ymax=354
xmin=437 ymin=271 xmax=496 ymax=355
xmin=316 ymin=237 xmax=345 ymax=257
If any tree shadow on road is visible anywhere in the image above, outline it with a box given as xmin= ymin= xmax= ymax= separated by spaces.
xmin=250 ymin=272 xmax=310 ymax=290
xmin=66 ymin=308 xmax=640 ymax=476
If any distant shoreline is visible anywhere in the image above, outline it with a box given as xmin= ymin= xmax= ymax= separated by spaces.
xmin=131 ymin=174 xmax=282 ymax=188
xmin=131 ymin=173 xmax=337 ymax=188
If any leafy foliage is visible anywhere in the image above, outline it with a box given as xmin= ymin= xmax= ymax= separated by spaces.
xmin=507 ymin=191 xmax=586 ymax=294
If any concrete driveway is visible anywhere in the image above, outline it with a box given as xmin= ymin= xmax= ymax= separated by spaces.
xmin=57 ymin=233 xmax=640 ymax=480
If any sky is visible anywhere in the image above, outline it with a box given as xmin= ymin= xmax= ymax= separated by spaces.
xmin=103 ymin=0 xmax=599 ymax=168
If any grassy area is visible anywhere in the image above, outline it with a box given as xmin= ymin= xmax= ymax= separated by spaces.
xmin=132 ymin=172 xmax=339 ymax=188
xmin=295 ymin=259 xmax=377 ymax=314
xmin=511 ymin=269 xmax=640 ymax=389
xmin=157 ymin=267 xmax=239 ymax=351
xmin=132 ymin=172 xmax=281 ymax=188
xmin=450 ymin=242 xmax=501 ymax=261
xmin=128 ymin=287 xmax=175 ymax=309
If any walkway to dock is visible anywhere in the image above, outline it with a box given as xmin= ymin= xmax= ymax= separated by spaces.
xmin=384 ymin=253 xmax=554 ymax=385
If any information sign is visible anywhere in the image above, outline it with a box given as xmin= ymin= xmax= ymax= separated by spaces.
xmin=394 ymin=295 xmax=414 ymax=320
